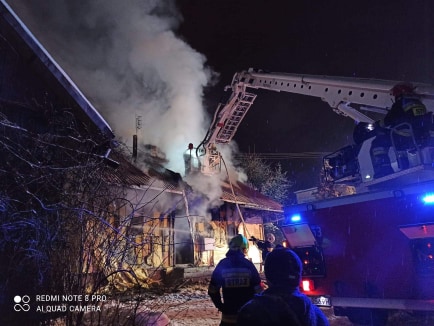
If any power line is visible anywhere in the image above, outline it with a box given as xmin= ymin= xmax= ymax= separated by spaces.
xmin=234 ymin=152 xmax=328 ymax=160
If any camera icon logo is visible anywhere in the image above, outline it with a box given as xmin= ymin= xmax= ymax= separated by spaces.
xmin=13 ymin=295 xmax=30 ymax=312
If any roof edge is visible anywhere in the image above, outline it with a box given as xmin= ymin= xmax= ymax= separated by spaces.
xmin=0 ymin=0 xmax=114 ymax=139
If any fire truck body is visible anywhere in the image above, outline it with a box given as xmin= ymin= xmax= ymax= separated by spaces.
xmin=281 ymin=180 xmax=434 ymax=319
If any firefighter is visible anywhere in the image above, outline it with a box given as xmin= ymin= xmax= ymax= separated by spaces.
xmin=250 ymin=235 xmax=275 ymax=263
xmin=370 ymin=84 xmax=429 ymax=178
xmin=237 ymin=247 xmax=329 ymax=326
xmin=207 ymin=234 xmax=262 ymax=325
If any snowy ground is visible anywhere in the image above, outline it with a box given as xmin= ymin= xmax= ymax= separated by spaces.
xmin=51 ymin=283 xmax=434 ymax=325
xmin=127 ymin=283 xmax=352 ymax=326
xmin=136 ymin=284 xmax=434 ymax=326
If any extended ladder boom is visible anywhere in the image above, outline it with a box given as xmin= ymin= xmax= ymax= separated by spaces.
xmin=199 ymin=68 xmax=434 ymax=175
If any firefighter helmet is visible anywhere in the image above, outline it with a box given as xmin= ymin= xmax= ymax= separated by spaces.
xmin=264 ymin=247 xmax=302 ymax=287
xmin=390 ymin=83 xmax=415 ymax=98
xmin=229 ymin=234 xmax=249 ymax=250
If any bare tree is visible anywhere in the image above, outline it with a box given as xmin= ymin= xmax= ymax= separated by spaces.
xmin=238 ymin=154 xmax=295 ymax=205
xmin=0 ymin=110 xmax=174 ymax=325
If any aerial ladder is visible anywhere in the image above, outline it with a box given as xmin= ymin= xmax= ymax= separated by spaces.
xmin=186 ymin=68 xmax=434 ymax=190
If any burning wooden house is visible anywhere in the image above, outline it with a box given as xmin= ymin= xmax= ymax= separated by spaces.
xmin=0 ymin=1 xmax=283 ymax=297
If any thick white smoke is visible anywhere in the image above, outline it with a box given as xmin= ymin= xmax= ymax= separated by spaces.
xmin=9 ymin=0 xmax=215 ymax=174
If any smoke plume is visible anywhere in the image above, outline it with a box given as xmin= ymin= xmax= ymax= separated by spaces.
xmin=9 ymin=0 xmax=215 ymax=174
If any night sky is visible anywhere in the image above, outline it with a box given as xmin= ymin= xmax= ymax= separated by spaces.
xmin=8 ymin=0 xmax=434 ymax=191
xmin=176 ymin=0 xmax=434 ymax=189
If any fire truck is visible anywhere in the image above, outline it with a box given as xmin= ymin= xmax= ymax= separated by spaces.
xmin=186 ymin=68 xmax=434 ymax=324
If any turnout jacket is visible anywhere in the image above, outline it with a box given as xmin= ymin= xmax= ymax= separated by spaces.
xmin=208 ymin=249 xmax=262 ymax=318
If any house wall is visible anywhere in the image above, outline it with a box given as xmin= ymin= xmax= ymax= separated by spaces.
xmin=78 ymin=184 xmax=184 ymax=291
xmin=84 ymin=185 xmax=182 ymax=278
xmin=84 ymin=184 xmax=278 ymax=278
xmin=116 ymin=186 xmax=182 ymax=269
xmin=185 ymin=203 xmax=267 ymax=267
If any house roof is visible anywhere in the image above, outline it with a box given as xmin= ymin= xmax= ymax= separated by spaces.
xmin=106 ymin=151 xmax=283 ymax=212
xmin=0 ymin=0 xmax=114 ymax=139
xmin=105 ymin=151 xmax=184 ymax=194
xmin=221 ymin=180 xmax=283 ymax=213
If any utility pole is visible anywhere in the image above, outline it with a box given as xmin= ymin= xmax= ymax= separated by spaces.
xmin=133 ymin=115 xmax=142 ymax=161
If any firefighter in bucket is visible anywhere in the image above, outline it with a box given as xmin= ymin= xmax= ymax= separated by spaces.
xmin=368 ymin=84 xmax=431 ymax=178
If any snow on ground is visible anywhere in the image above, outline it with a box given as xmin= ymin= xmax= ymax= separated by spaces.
xmin=51 ymin=283 xmax=434 ymax=325
xmin=136 ymin=283 xmax=351 ymax=326
xmin=139 ymin=284 xmax=434 ymax=326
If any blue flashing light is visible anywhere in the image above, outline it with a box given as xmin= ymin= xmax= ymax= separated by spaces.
xmin=291 ymin=214 xmax=301 ymax=222
xmin=422 ymin=193 xmax=434 ymax=204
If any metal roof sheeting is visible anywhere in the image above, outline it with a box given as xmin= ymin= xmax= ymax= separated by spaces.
xmin=221 ymin=180 xmax=283 ymax=212
xmin=105 ymin=151 xmax=183 ymax=194
xmin=106 ymin=152 xmax=283 ymax=212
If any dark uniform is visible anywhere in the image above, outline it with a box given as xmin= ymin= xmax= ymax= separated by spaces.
xmin=370 ymin=84 xmax=429 ymax=178
xmin=237 ymin=247 xmax=329 ymax=326
xmin=208 ymin=234 xmax=262 ymax=325
xmin=250 ymin=236 xmax=275 ymax=262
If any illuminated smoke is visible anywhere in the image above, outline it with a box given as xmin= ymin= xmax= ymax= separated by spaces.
xmin=9 ymin=0 xmax=215 ymax=174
